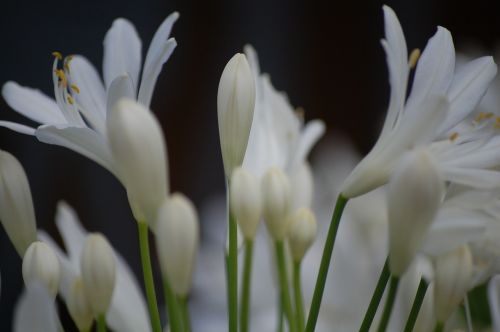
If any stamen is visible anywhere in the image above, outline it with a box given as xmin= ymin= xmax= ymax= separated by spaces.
xmin=54 ymin=69 xmax=68 ymax=88
xmin=408 ymin=49 xmax=421 ymax=69
xmin=70 ymin=84 xmax=80 ymax=94
xmin=67 ymin=95 xmax=75 ymax=105
xmin=494 ymin=117 xmax=500 ymax=129
xmin=52 ymin=51 xmax=63 ymax=60
xmin=475 ymin=112 xmax=488 ymax=122
xmin=449 ymin=132 xmax=459 ymax=141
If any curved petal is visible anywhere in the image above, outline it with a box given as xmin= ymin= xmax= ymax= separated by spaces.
xmin=488 ymin=275 xmax=500 ymax=331
xmin=103 ymin=18 xmax=142 ymax=92
xmin=441 ymin=167 xmax=500 ymax=189
xmin=287 ymin=120 xmax=325 ymax=173
xmin=35 ymin=124 xmax=115 ymax=175
xmin=0 ymin=121 xmax=36 ymax=135
xmin=107 ymin=74 xmax=136 ymax=117
xmin=138 ymin=38 xmax=177 ymax=107
xmin=2 ymin=81 xmax=66 ymax=124
xmin=13 ymin=284 xmax=59 ymax=332
xmin=143 ymin=12 xmax=178 ymax=71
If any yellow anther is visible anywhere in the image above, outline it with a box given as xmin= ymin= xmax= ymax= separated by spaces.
xmin=449 ymin=132 xmax=459 ymax=141
xmin=52 ymin=51 xmax=63 ymax=60
xmin=485 ymin=112 xmax=495 ymax=119
xmin=475 ymin=112 xmax=488 ymax=122
xmin=55 ymin=69 xmax=68 ymax=87
xmin=495 ymin=117 xmax=500 ymax=129
xmin=67 ymin=95 xmax=74 ymax=105
xmin=408 ymin=49 xmax=421 ymax=69
xmin=70 ymin=84 xmax=80 ymax=94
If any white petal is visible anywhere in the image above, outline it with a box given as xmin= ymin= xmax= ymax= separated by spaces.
xmin=0 ymin=121 xmax=35 ymax=135
xmin=13 ymin=284 xmax=59 ymax=332
xmin=143 ymin=13 xmax=178 ymax=71
xmin=406 ymin=27 xmax=455 ymax=110
xmin=2 ymin=82 xmax=66 ymax=124
xmin=441 ymin=167 xmax=500 ymax=189
xmin=35 ymin=125 xmax=115 ymax=175
xmin=287 ymin=120 xmax=325 ymax=173
xmin=138 ymin=38 xmax=177 ymax=107
xmin=439 ymin=56 xmax=497 ymax=134
xmin=488 ymin=275 xmax=500 ymax=331
xmin=107 ymin=74 xmax=136 ymax=116
xmin=103 ymin=18 xmax=142 ymax=92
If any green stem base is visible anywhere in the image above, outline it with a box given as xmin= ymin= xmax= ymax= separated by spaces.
xmin=376 ymin=275 xmax=400 ymax=332
xmin=240 ymin=238 xmax=254 ymax=332
xmin=276 ymin=240 xmax=297 ymax=332
xmin=359 ymin=258 xmax=390 ymax=332
xmin=403 ymin=278 xmax=429 ymax=332
xmin=96 ymin=314 xmax=106 ymax=332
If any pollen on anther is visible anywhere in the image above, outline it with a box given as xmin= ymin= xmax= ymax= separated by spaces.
xmin=408 ymin=49 xmax=421 ymax=69
xmin=52 ymin=51 xmax=63 ymax=60
xmin=55 ymin=69 xmax=68 ymax=87
xmin=449 ymin=132 xmax=459 ymax=141
xmin=70 ymin=84 xmax=80 ymax=94
xmin=67 ymin=95 xmax=75 ymax=105
xmin=494 ymin=117 xmax=500 ymax=129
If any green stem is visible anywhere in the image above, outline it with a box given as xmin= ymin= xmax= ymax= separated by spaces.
xmin=228 ymin=206 xmax=238 ymax=332
xmin=138 ymin=221 xmax=163 ymax=332
xmin=359 ymin=258 xmax=390 ymax=332
xmin=240 ymin=238 xmax=254 ymax=332
xmin=96 ymin=315 xmax=106 ymax=332
xmin=376 ymin=276 xmax=400 ymax=332
xmin=403 ymin=278 xmax=429 ymax=332
xmin=179 ymin=296 xmax=192 ymax=332
xmin=162 ymin=276 xmax=184 ymax=332
xmin=275 ymin=240 xmax=297 ymax=332
xmin=305 ymin=194 xmax=349 ymax=332
xmin=277 ymin=293 xmax=284 ymax=332
xmin=293 ymin=261 xmax=305 ymax=332
xmin=433 ymin=321 xmax=444 ymax=332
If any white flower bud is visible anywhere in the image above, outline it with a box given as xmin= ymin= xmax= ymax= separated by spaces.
xmin=387 ymin=148 xmax=443 ymax=276
xmin=107 ymin=98 xmax=169 ymax=228
xmin=217 ymin=53 xmax=256 ymax=177
xmin=156 ymin=193 xmax=199 ymax=296
xmin=0 ymin=150 xmax=37 ymax=256
xmin=261 ymin=168 xmax=292 ymax=240
xmin=288 ymin=208 xmax=317 ymax=262
xmin=80 ymin=233 xmax=116 ymax=315
xmin=22 ymin=241 xmax=60 ymax=297
xmin=433 ymin=245 xmax=473 ymax=323
xmin=230 ymin=167 xmax=262 ymax=239
xmin=67 ymin=277 xmax=93 ymax=332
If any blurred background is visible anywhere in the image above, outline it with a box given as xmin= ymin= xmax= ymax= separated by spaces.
xmin=0 ymin=0 xmax=499 ymax=329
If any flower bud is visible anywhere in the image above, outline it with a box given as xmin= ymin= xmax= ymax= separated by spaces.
xmin=107 ymin=98 xmax=169 ymax=228
xmin=67 ymin=277 xmax=93 ymax=332
xmin=0 ymin=150 xmax=37 ymax=256
xmin=261 ymin=168 xmax=292 ymax=240
xmin=22 ymin=241 xmax=60 ymax=297
xmin=156 ymin=193 xmax=199 ymax=296
xmin=387 ymin=148 xmax=444 ymax=276
xmin=288 ymin=208 xmax=317 ymax=262
xmin=80 ymin=233 xmax=116 ymax=315
xmin=217 ymin=53 xmax=256 ymax=177
xmin=230 ymin=167 xmax=262 ymax=239
xmin=433 ymin=245 xmax=473 ymax=322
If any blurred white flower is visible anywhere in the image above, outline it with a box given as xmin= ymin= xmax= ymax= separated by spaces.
xmin=67 ymin=277 xmax=94 ymax=332
xmin=22 ymin=241 xmax=61 ymax=297
xmin=13 ymin=283 xmax=59 ymax=332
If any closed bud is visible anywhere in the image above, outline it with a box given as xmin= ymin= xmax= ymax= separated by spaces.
xmin=0 ymin=150 xmax=37 ymax=256
xmin=67 ymin=277 xmax=93 ymax=332
xmin=230 ymin=167 xmax=262 ymax=239
xmin=107 ymin=99 xmax=169 ymax=228
xmin=261 ymin=168 xmax=292 ymax=240
xmin=288 ymin=208 xmax=317 ymax=262
xmin=22 ymin=241 xmax=60 ymax=297
xmin=217 ymin=53 xmax=256 ymax=177
xmin=387 ymin=148 xmax=443 ymax=276
xmin=433 ymin=245 xmax=473 ymax=323
xmin=156 ymin=193 xmax=199 ymax=296
xmin=80 ymin=233 xmax=116 ymax=315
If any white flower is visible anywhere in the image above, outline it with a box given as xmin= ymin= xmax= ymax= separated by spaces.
xmin=38 ymin=201 xmax=152 ymax=332
xmin=1 ymin=12 xmax=178 ymax=178
xmin=13 ymin=283 xmax=59 ymax=332
xmin=22 ymin=241 xmax=61 ymax=297
xmin=340 ymin=5 xmax=497 ymax=198
xmin=287 ymin=208 xmax=318 ymax=262
xmin=0 ymin=150 xmax=37 ymax=256
xmin=67 ymin=277 xmax=93 ymax=332
xmin=261 ymin=167 xmax=292 ymax=240
xmin=107 ymin=98 xmax=169 ymax=226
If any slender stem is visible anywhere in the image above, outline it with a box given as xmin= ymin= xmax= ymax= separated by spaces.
xmin=433 ymin=321 xmax=444 ymax=332
xmin=275 ymin=240 xmax=297 ymax=332
xmin=376 ymin=276 xmax=400 ymax=332
xmin=293 ymin=261 xmax=305 ymax=332
xmin=179 ymin=296 xmax=192 ymax=332
xmin=359 ymin=258 xmax=390 ymax=332
xmin=403 ymin=278 xmax=429 ymax=332
xmin=277 ymin=293 xmax=284 ymax=332
xmin=228 ymin=205 xmax=238 ymax=332
xmin=464 ymin=294 xmax=472 ymax=332
xmin=162 ymin=276 xmax=184 ymax=332
xmin=305 ymin=194 xmax=349 ymax=332
xmin=138 ymin=221 xmax=163 ymax=332
xmin=240 ymin=238 xmax=254 ymax=332
xmin=96 ymin=315 xmax=107 ymax=332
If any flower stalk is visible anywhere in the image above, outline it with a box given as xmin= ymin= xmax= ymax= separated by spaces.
xmin=376 ymin=275 xmax=400 ymax=332
xmin=96 ymin=315 xmax=106 ymax=332
xmin=359 ymin=258 xmax=390 ymax=332
xmin=293 ymin=261 xmax=305 ymax=332
xmin=403 ymin=278 xmax=429 ymax=332
xmin=240 ymin=238 xmax=254 ymax=332
xmin=162 ymin=276 xmax=184 ymax=332
xmin=275 ymin=240 xmax=297 ymax=332
xmin=227 ymin=207 xmax=238 ymax=332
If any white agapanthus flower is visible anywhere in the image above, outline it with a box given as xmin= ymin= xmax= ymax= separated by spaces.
xmin=340 ymin=5 xmax=498 ymax=198
xmin=13 ymin=283 xmax=59 ymax=332
xmin=0 ymin=12 xmax=178 ymax=178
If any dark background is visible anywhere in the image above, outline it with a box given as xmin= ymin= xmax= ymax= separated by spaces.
xmin=0 ymin=0 xmax=499 ymax=329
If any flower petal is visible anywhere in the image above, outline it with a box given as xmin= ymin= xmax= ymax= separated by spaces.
xmin=0 ymin=121 xmax=36 ymax=135
xmin=107 ymin=74 xmax=136 ymax=116
xmin=288 ymin=120 xmax=325 ymax=173
xmin=35 ymin=124 xmax=115 ymax=175
xmin=441 ymin=167 xmax=500 ymax=189
xmin=2 ymin=81 xmax=66 ymax=124
xmin=488 ymin=275 xmax=500 ymax=331
xmin=13 ymin=284 xmax=59 ymax=332
xmin=103 ymin=18 xmax=142 ymax=92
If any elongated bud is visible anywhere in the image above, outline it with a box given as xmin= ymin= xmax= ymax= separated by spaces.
xmin=107 ymin=98 xmax=169 ymax=228
xmin=80 ymin=233 xmax=116 ymax=316
xmin=433 ymin=245 xmax=473 ymax=323
xmin=261 ymin=168 xmax=292 ymax=240
xmin=67 ymin=277 xmax=93 ymax=332
xmin=387 ymin=148 xmax=443 ymax=276
xmin=0 ymin=150 xmax=37 ymax=256
xmin=288 ymin=208 xmax=317 ymax=262
xmin=156 ymin=193 xmax=199 ymax=296
xmin=217 ymin=53 xmax=255 ymax=177
xmin=230 ymin=167 xmax=262 ymax=239
xmin=22 ymin=241 xmax=60 ymax=297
